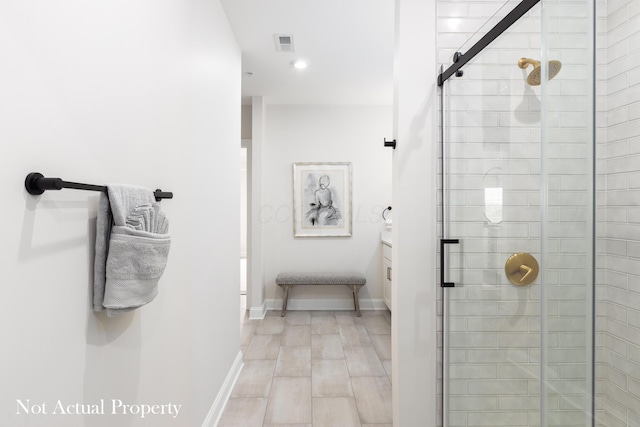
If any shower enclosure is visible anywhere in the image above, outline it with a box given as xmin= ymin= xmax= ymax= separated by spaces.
xmin=438 ymin=0 xmax=596 ymax=425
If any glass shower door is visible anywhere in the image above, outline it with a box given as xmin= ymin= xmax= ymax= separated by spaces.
xmin=439 ymin=0 xmax=595 ymax=424
xmin=441 ymin=54 xmax=543 ymax=426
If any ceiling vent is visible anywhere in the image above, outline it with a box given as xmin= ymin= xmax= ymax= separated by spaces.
xmin=274 ymin=34 xmax=295 ymax=52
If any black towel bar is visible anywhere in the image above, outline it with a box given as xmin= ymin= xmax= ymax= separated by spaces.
xmin=25 ymin=172 xmax=173 ymax=202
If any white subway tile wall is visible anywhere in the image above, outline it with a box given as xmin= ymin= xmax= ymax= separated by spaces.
xmin=438 ymin=0 xmax=596 ymax=424
xmin=600 ymin=0 xmax=640 ymax=424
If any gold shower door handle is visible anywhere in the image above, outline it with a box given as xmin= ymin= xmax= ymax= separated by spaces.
xmin=505 ymin=253 xmax=539 ymax=286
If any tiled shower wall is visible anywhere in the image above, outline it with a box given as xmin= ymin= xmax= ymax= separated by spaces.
xmin=600 ymin=0 xmax=640 ymax=424
xmin=438 ymin=0 xmax=594 ymax=425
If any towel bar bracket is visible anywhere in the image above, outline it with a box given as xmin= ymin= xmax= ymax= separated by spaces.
xmin=154 ymin=190 xmax=173 ymax=201
xmin=25 ymin=172 xmax=58 ymax=195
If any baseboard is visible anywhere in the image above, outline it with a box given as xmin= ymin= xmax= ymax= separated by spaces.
xmin=249 ymin=301 xmax=267 ymax=320
xmin=201 ymin=351 xmax=244 ymax=427
xmin=267 ymin=298 xmax=387 ymax=312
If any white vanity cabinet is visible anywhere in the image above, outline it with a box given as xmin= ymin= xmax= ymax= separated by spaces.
xmin=382 ymin=241 xmax=392 ymax=310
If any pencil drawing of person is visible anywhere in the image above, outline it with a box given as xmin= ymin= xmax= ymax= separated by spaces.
xmin=305 ymin=174 xmax=341 ymax=226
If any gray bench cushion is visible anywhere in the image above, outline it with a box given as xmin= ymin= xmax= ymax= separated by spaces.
xmin=275 ymin=272 xmax=367 ymax=317
xmin=276 ymin=272 xmax=366 ymax=286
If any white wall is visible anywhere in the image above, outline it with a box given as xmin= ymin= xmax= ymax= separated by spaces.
xmin=0 ymin=1 xmax=240 ymax=426
xmin=261 ymin=105 xmax=392 ymax=310
xmin=393 ymin=0 xmax=439 ymax=424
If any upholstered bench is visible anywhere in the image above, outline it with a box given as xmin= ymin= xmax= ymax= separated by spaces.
xmin=275 ymin=273 xmax=367 ymax=317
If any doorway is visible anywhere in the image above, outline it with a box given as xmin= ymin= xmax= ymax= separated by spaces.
xmin=240 ymin=145 xmax=247 ymax=297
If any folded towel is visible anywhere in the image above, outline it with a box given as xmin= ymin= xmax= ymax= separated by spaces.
xmin=93 ymin=184 xmax=171 ymax=317
xmin=93 ymin=193 xmax=112 ymax=312
xmin=124 ymin=203 xmax=168 ymax=234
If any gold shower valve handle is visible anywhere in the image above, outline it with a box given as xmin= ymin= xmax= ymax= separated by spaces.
xmin=518 ymin=264 xmax=532 ymax=282
xmin=505 ymin=252 xmax=539 ymax=286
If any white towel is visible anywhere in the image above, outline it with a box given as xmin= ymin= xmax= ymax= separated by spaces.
xmin=93 ymin=184 xmax=171 ymax=317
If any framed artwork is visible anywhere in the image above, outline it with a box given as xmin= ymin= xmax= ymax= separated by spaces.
xmin=292 ymin=162 xmax=352 ymax=237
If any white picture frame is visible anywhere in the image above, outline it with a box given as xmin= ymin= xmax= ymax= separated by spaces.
xmin=292 ymin=162 xmax=352 ymax=237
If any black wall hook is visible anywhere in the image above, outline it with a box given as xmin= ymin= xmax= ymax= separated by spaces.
xmin=25 ymin=172 xmax=173 ymax=202
xmin=384 ymin=138 xmax=396 ymax=149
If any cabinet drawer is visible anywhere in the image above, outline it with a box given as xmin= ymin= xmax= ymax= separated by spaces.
xmin=382 ymin=243 xmax=392 ymax=261
xmin=383 ymin=257 xmax=392 ymax=310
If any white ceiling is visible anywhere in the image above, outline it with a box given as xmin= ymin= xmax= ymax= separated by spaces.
xmin=220 ymin=0 xmax=395 ymax=105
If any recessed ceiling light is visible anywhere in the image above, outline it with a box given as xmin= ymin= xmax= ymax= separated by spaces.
xmin=292 ymin=59 xmax=308 ymax=70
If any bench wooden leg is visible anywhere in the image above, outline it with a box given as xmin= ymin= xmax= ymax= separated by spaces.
xmin=281 ymin=285 xmax=292 ymax=317
xmin=351 ymin=284 xmax=361 ymax=317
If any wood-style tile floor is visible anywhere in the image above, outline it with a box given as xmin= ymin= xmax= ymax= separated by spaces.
xmin=218 ymin=304 xmax=392 ymax=427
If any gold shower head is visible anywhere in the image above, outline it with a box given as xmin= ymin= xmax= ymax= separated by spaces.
xmin=517 ymin=57 xmax=562 ymax=86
